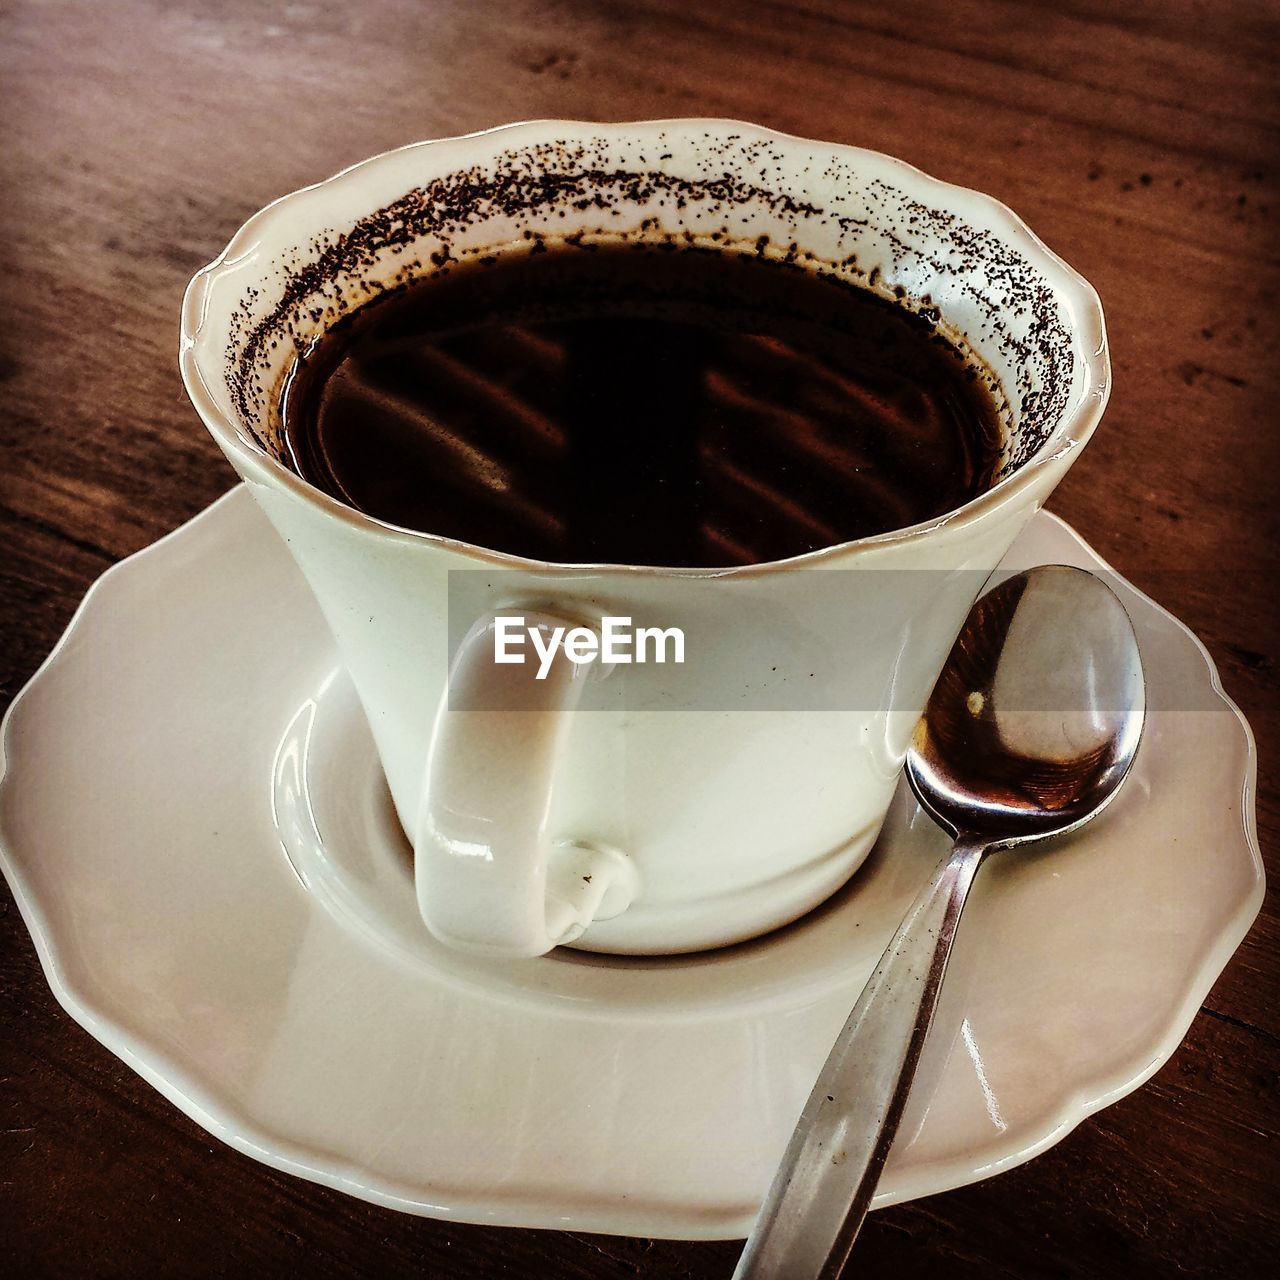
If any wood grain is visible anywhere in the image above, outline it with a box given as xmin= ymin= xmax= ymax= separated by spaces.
xmin=1 ymin=1 xmax=1277 ymax=1275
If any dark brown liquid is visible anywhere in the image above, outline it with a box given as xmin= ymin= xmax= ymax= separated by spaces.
xmin=280 ymin=243 xmax=1003 ymax=567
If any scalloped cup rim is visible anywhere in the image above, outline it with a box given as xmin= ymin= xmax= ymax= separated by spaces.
xmin=179 ymin=118 xmax=1111 ymax=576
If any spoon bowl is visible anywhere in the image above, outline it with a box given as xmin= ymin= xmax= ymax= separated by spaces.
xmin=907 ymin=565 xmax=1146 ymax=843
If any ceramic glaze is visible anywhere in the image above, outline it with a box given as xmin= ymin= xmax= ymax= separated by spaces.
xmin=0 ymin=490 xmax=1262 ymax=1235
xmin=180 ymin=121 xmax=1110 ymax=956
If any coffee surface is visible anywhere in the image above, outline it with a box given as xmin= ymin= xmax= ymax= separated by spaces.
xmin=280 ymin=242 xmax=1003 ymax=566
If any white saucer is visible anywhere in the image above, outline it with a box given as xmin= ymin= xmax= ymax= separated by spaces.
xmin=0 ymin=487 xmax=1262 ymax=1240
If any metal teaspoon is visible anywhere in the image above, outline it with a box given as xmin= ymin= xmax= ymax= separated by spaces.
xmin=735 ymin=564 xmax=1147 ymax=1279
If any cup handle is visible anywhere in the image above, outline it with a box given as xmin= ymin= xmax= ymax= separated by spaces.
xmin=414 ymin=609 xmax=638 ymax=958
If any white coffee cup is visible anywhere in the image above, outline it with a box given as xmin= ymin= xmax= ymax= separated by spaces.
xmin=180 ymin=120 xmax=1108 ymax=959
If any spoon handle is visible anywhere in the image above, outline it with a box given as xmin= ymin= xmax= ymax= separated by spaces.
xmin=734 ymin=836 xmax=988 ymax=1280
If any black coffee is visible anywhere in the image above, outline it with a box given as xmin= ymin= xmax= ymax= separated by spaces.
xmin=279 ymin=242 xmax=1003 ymax=567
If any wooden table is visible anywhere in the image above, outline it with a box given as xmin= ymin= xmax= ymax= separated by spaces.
xmin=2 ymin=2 xmax=1276 ymax=1275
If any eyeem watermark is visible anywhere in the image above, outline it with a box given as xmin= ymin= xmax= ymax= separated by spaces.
xmin=449 ymin=570 xmax=1215 ymax=712
xmin=494 ymin=615 xmax=686 ymax=680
